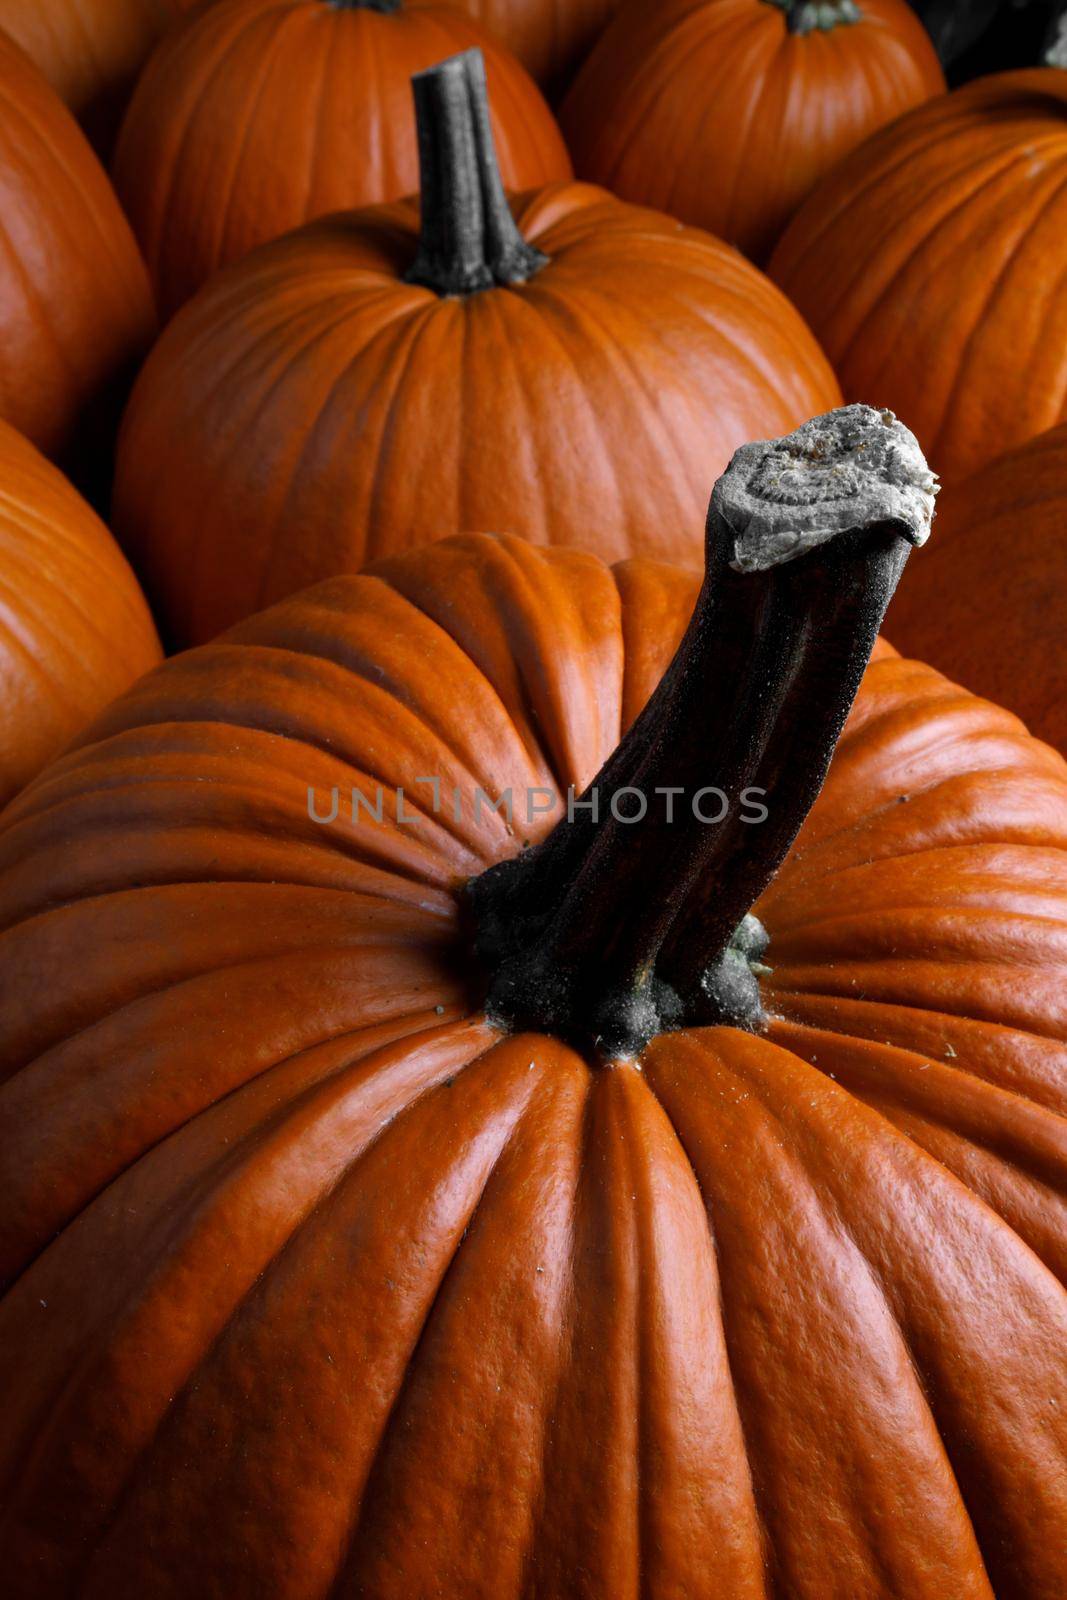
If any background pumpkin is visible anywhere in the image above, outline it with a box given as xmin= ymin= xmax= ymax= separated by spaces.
xmin=0 ymin=30 xmax=155 ymax=494
xmin=887 ymin=420 xmax=1067 ymax=756
xmin=0 ymin=0 xmax=199 ymax=151
xmin=560 ymin=0 xmax=945 ymax=265
xmin=1 ymin=410 xmax=1065 ymax=1597
xmin=454 ymin=0 xmax=621 ymax=95
xmin=0 ymin=419 xmax=161 ymax=811
xmin=113 ymin=0 xmax=573 ymax=319
xmin=770 ymin=68 xmax=1067 ymax=483
xmin=112 ymin=49 xmax=840 ymax=647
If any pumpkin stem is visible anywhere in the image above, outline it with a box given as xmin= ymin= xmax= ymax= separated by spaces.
xmin=405 ymin=50 xmax=547 ymax=297
xmin=768 ymin=0 xmax=862 ymax=33
xmin=467 ymin=406 xmax=937 ymax=1057
xmin=326 ymin=2 xmax=401 ymax=12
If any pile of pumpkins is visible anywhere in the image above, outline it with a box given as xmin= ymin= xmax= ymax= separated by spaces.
xmin=0 ymin=2 xmax=1065 ymax=1595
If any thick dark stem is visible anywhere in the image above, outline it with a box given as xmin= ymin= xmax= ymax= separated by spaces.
xmin=467 ymin=406 xmax=937 ymax=1058
xmin=405 ymin=50 xmax=547 ymax=297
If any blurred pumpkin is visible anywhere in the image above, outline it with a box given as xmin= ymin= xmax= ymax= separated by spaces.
xmin=0 ymin=31 xmax=155 ymax=490
xmin=455 ymin=0 xmax=621 ymax=94
xmin=2 ymin=408 xmax=1066 ymax=1598
xmin=0 ymin=0 xmax=199 ymax=151
xmin=112 ymin=48 xmax=840 ymax=646
xmin=888 ymin=419 xmax=1067 ymax=755
xmin=0 ymin=419 xmax=161 ymax=810
xmin=561 ymin=0 xmax=945 ymax=264
xmin=771 ymin=69 xmax=1067 ymax=482
xmin=113 ymin=0 xmax=572 ymax=319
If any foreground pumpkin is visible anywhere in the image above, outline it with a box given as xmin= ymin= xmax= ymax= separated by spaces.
xmin=113 ymin=0 xmax=573 ymax=318
xmin=3 ymin=406 xmax=1067 ymax=1597
xmin=0 ymin=420 xmax=161 ymax=811
xmin=113 ymin=48 xmax=839 ymax=646
xmin=0 ymin=31 xmax=155 ymax=489
xmin=561 ymin=0 xmax=944 ymax=264
xmin=887 ymin=420 xmax=1067 ymax=757
xmin=771 ymin=68 xmax=1067 ymax=482
xmin=0 ymin=0 xmax=198 ymax=151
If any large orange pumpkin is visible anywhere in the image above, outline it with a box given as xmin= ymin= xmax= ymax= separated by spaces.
xmin=0 ymin=31 xmax=156 ymax=488
xmin=113 ymin=0 xmax=573 ymax=319
xmin=0 ymin=0 xmax=199 ymax=150
xmin=0 ymin=419 xmax=161 ymax=811
xmin=455 ymin=0 xmax=621 ymax=94
xmin=887 ymin=419 xmax=1067 ymax=757
xmin=770 ymin=69 xmax=1067 ymax=484
xmin=2 ymin=407 xmax=1066 ymax=1597
xmin=561 ymin=0 xmax=944 ymax=265
xmin=112 ymin=49 xmax=840 ymax=647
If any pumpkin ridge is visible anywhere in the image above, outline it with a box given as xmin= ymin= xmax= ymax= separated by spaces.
xmin=232 ymin=575 xmax=555 ymax=794
xmin=618 ymin=1047 xmax=772 ymax=1576
xmin=830 ymin=139 xmax=1050 ymax=387
xmin=370 ymin=541 xmax=616 ymax=795
xmin=924 ymin=164 xmax=1067 ymax=467
xmin=643 ymin=1029 xmax=996 ymax=1595
xmin=0 ymin=912 xmax=453 ymax=1072
xmin=773 ymin=1020 xmax=1067 ymax=1192
xmin=73 ymin=1036 xmax=543 ymax=1594
xmin=0 ymin=1020 xmax=499 ymax=1570
xmin=326 ymin=1044 xmax=586 ymax=1596
xmin=231 ymin=296 xmax=442 ymax=614
xmin=523 ymin=278 xmax=712 ymax=512
xmin=195 ymin=639 xmax=514 ymax=862
xmin=665 ymin=1027 xmax=1066 ymax=1592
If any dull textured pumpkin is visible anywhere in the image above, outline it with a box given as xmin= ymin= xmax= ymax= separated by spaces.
xmin=887 ymin=420 xmax=1067 ymax=756
xmin=0 ymin=31 xmax=156 ymax=487
xmin=560 ymin=0 xmax=945 ymax=265
xmin=0 ymin=419 xmax=161 ymax=811
xmin=1 ymin=407 xmax=1066 ymax=1598
xmin=112 ymin=49 xmax=840 ymax=647
xmin=113 ymin=0 xmax=573 ymax=319
xmin=770 ymin=68 xmax=1067 ymax=483
xmin=0 ymin=0 xmax=199 ymax=151
xmin=455 ymin=0 xmax=621 ymax=94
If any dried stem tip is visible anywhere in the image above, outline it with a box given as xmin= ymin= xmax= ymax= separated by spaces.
xmin=721 ymin=405 xmax=938 ymax=574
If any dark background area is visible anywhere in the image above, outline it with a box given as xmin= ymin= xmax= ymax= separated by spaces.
xmin=907 ymin=0 xmax=1065 ymax=80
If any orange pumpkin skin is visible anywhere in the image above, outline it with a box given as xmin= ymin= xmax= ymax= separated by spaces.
xmin=0 ymin=33 xmax=156 ymax=477
xmin=887 ymin=422 xmax=1067 ymax=757
xmin=0 ymin=420 xmax=162 ymax=811
xmin=456 ymin=0 xmax=621 ymax=94
xmin=112 ymin=184 xmax=840 ymax=647
xmin=0 ymin=0 xmax=198 ymax=150
xmin=770 ymin=70 xmax=1067 ymax=484
xmin=112 ymin=0 xmax=574 ymax=319
xmin=0 ymin=532 xmax=1065 ymax=1595
xmin=560 ymin=0 xmax=944 ymax=265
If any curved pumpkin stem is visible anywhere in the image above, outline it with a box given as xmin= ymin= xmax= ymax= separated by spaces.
xmin=405 ymin=50 xmax=547 ymax=297
xmin=467 ymin=406 xmax=937 ymax=1057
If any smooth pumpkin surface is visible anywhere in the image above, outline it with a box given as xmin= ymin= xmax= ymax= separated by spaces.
xmin=113 ymin=183 xmax=840 ymax=647
xmin=0 ymin=31 xmax=156 ymax=478
xmin=887 ymin=421 xmax=1067 ymax=756
xmin=0 ymin=531 xmax=1065 ymax=1595
xmin=113 ymin=0 xmax=573 ymax=318
xmin=770 ymin=70 xmax=1067 ymax=483
xmin=561 ymin=0 xmax=944 ymax=264
xmin=455 ymin=0 xmax=621 ymax=94
xmin=0 ymin=419 xmax=161 ymax=811
xmin=0 ymin=0 xmax=198 ymax=150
